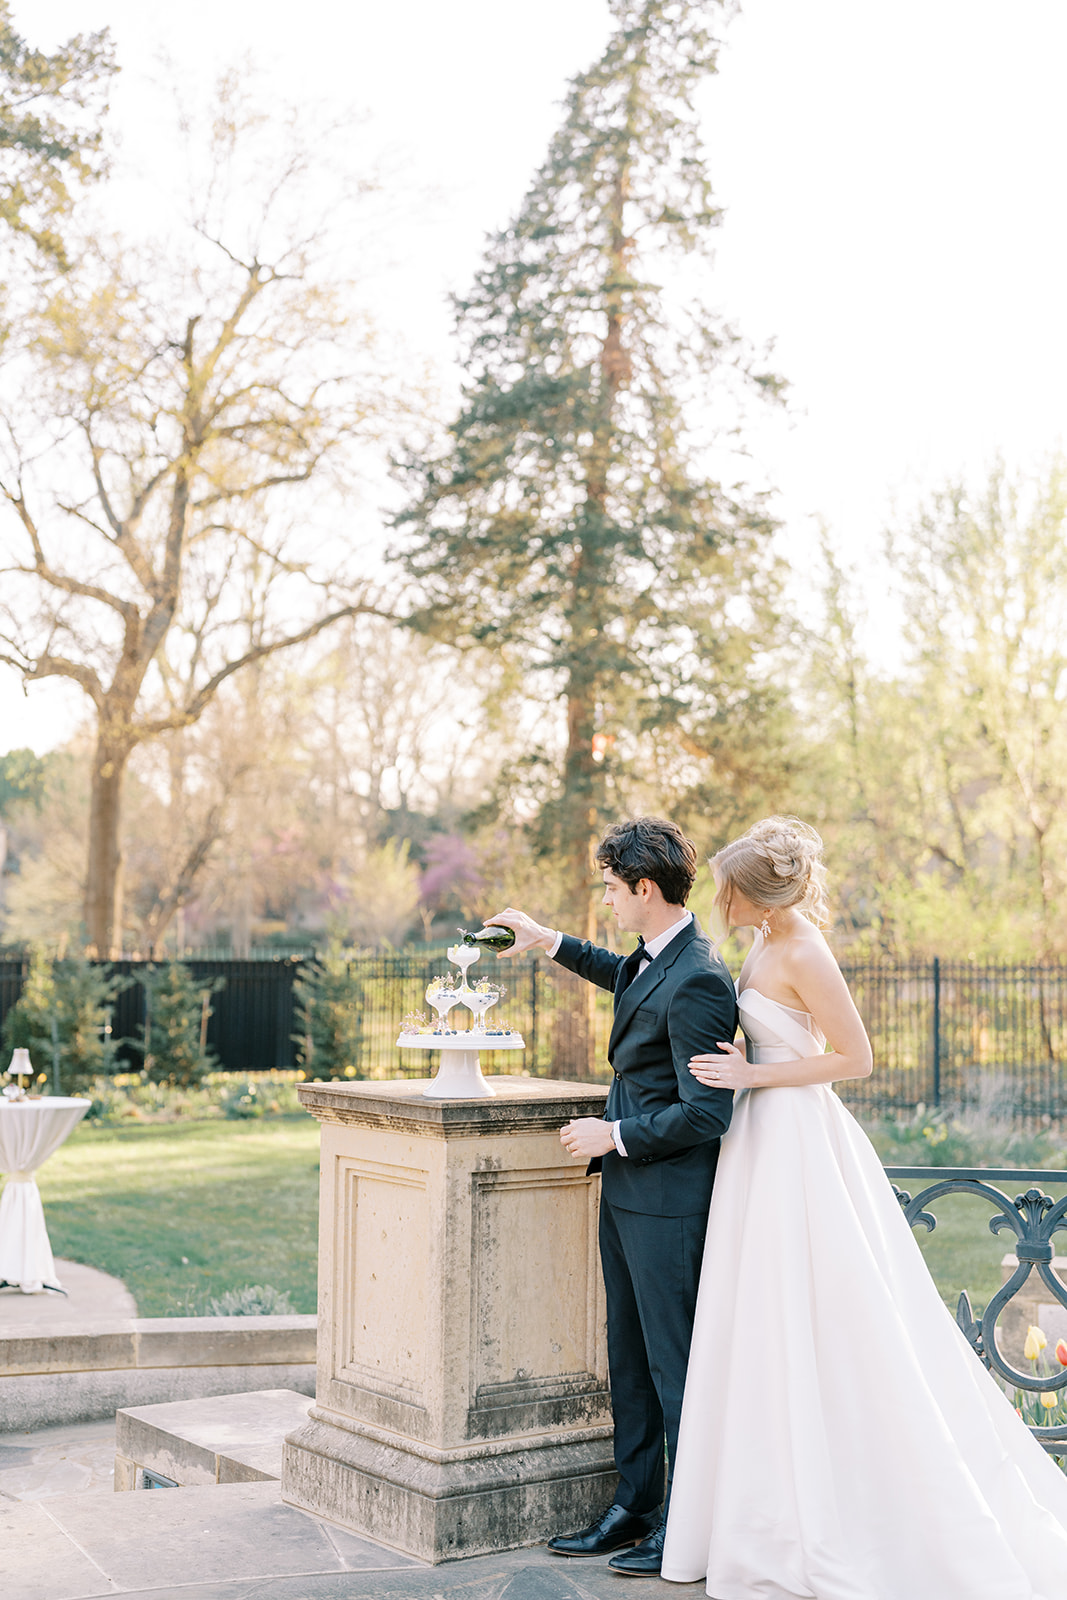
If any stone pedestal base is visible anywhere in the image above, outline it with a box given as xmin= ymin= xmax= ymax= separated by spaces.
xmin=284 ymin=1413 xmax=616 ymax=1562
xmin=281 ymin=1076 xmax=615 ymax=1563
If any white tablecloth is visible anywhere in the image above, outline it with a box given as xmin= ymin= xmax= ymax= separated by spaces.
xmin=0 ymin=1098 xmax=90 ymax=1293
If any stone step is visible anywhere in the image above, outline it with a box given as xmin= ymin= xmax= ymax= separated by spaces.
xmin=0 ymin=1307 xmax=317 ymax=1429
xmin=2 ymin=1472 xmax=638 ymax=1600
xmin=115 ymin=1387 xmax=314 ymax=1488
xmin=1 ymin=1477 xmax=423 ymax=1600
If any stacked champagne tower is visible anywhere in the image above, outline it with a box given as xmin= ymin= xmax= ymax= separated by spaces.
xmin=397 ymin=925 xmax=526 ymax=1097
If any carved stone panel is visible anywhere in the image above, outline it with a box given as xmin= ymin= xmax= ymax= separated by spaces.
xmin=334 ymin=1155 xmax=430 ymax=1406
xmin=468 ymin=1167 xmax=607 ymax=1436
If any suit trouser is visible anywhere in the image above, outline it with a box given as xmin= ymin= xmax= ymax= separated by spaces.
xmin=598 ymin=1194 xmax=709 ymax=1516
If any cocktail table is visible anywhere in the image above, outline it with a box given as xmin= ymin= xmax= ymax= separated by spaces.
xmin=0 ymin=1097 xmax=91 ymax=1293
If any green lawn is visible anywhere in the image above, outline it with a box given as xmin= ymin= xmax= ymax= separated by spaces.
xmin=26 ymin=1115 xmax=1061 ymax=1321
xmin=36 ymin=1118 xmax=320 ymax=1316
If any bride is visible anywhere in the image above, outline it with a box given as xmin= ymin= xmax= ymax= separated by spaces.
xmin=661 ymin=816 xmax=1067 ymax=1599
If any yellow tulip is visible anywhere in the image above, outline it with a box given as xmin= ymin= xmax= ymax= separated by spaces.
xmin=1025 ymin=1326 xmax=1048 ymax=1361
xmin=1041 ymin=1392 xmax=1059 ymax=1409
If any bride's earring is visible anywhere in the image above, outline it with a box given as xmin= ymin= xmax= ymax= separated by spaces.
xmin=760 ymin=912 xmax=771 ymax=939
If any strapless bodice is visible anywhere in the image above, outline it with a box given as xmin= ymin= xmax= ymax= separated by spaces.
xmin=738 ymin=988 xmax=825 ymax=1064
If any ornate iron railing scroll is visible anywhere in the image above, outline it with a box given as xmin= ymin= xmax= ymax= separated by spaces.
xmin=887 ymin=1166 xmax=1067 ymax=1452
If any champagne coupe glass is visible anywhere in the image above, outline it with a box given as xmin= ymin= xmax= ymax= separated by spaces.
xmin=425 ymin=977 xmax=460 ymax=1032
xmin=463 ymin=980 xmax=504 ymax=1034
xmin=447 ymin=944 xmax=481 ymax=993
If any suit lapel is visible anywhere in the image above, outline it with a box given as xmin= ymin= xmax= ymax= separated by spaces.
xmin=613 ymin=941 xmax=644 ymax=995
xmin=608 ymin=919 xmax=701 ymax=1058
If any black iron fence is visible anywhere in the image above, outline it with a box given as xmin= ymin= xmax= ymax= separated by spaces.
xmin=0 ymin=955 xmax=309 ymax=1076
xmin=0 ymin=952 xmax=616 ymax=1081
xmin=840 ymin=960 xmax=1067 ymax=1116
xmin=2 ymin=954 xmax=1067 ymax=1110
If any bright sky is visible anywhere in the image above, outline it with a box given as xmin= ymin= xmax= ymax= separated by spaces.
xmin=4 ymin=0 xmax=1067 ymax=754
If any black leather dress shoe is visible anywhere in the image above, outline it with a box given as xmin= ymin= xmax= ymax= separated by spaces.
xmin=547 ymin=1503 xmax=661 ymax=1557
xmin=607 ymin=1518 xmax=666 ymax=1575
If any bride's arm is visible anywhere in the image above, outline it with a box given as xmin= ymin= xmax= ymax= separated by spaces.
xmin=690 ymin=940 xmax=873 ymax=1091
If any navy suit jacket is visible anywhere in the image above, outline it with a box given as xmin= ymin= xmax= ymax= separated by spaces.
xmin=553 ymin=919 xmax=736 ymax=1217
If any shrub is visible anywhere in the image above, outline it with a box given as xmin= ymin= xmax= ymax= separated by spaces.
xmin=2 ymin=948 xmax=128 ymax=1096
xmin=82 ymin=1069 xmax=304 ymax=1123
xmin=863 ymin=1095 xmax=1065 ymax=1169
xmin=220 ymin=1080 xmax=265 ymax=1118
xmin=130 ymin=962 xmax=223 ymax=1088
xmin=292 ymin=946 xmax=365 ymax=1080
xmin=206 ymin=1284 xmax=295 ymax=1316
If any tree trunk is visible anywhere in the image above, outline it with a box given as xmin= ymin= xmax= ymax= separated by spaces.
xmin=140 ymin=793 xmax=230 ymax=958
xmin=563 ymin=684 xmax=599 ymax=941
xmin=84 ymin=737 xmax=132 ymax=957
xmin=562 ymin=676 xmax=600 ymax=1076
xmin=556 ymin=157 xmax=631 ymax=1076
xmin=560 ymin=150 xmax=629 ymax=918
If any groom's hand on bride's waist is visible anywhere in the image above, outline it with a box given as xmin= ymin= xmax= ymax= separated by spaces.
xmin=560 ymin=1118 xmax=616 ymax=1159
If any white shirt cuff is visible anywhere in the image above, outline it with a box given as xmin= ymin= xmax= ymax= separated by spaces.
xmin=612 ymin=1120 xmax=628 ymax=1157
xmin=548 ymin=930 xmax=563 ymax=958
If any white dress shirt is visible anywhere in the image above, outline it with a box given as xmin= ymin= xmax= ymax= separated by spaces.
xmin=550 ymin=911 xmax=693 ymax=1156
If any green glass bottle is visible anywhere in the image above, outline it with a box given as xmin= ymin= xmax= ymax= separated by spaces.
xmin=459 ymin=924 xmax=516 ymax=952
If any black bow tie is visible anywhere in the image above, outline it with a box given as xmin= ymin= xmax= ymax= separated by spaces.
xmin=616 ymin=943 xmax=645 ymax=997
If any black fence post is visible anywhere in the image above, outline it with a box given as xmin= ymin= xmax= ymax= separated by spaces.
xmin=932 ymin=956 xmax=942 ymax=1108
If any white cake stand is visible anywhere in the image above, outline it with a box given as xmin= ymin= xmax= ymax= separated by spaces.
xmin=397 ymin=1030 xmax=526 ymax=1098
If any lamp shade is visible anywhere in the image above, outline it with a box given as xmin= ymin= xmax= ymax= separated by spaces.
xmin=7 ymin=1048 xmax=31 ymax=1076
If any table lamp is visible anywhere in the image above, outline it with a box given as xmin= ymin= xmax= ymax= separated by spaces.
xmin=3 ymin=1047 xmax=32 ymax=1100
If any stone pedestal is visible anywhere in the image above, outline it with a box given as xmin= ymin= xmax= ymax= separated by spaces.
xmin=281 ymin=1077 xmax=616 ymax=1564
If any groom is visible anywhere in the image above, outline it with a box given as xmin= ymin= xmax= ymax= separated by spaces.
xmin=490 ymin=817 xmax=736 ymax=1575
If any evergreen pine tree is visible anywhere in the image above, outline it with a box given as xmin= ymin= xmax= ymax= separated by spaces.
xmin=2 ymin=950 xmax=128 ymax=1095
xmin=292 ymin=948 xmax=365 ymax=1080
xmin=397 ymin=0 xmax=787 ymax=955
xmin=1 ymin=946 xmax=55 ymax=1085
xmin=133 ymin=962 xmax=222 ymax=1088
xmin=0 ymin=2 xmax=115 ymax=266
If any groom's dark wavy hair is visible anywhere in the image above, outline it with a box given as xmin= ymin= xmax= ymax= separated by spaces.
xmin=596 ymin=817 xmax=698 ymax=907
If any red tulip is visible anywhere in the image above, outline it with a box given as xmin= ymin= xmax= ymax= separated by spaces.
xmin=1056 ymin=1340 xmax=1067 ymax=1368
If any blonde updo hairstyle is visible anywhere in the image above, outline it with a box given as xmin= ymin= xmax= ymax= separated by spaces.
xmin=712 ymin=816 xmax=830 ymax=931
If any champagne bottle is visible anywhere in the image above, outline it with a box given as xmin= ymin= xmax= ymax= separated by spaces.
xmin=459 ymin=924 xmax=516 ymax=952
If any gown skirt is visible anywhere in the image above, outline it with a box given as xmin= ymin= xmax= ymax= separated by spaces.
xmin=660 ymin=989 xmax=1067 ymax=1600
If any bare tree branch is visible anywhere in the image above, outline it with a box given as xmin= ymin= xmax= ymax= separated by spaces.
xmin=0 ymin=474 xmax=140 ymax=619
xmin=0 ymin=86 xmax=409 ymax=957
xmin=22 ymin=650 xmax=105 ymax=706
xmin=133 ymin=601 xmax=396 ymax=737
xmin=191 ymin=465 xmax=316 ymax=510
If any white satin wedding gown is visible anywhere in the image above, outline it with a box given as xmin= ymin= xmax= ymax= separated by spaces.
xmin=661 ymin=988 xmax=1067 ymax=1599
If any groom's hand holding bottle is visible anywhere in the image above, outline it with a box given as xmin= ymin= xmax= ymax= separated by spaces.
xmin=481 ymin=907 xmax=555 ymax=956
xmin=484 ymin=907 xmax=617 ymax=1160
